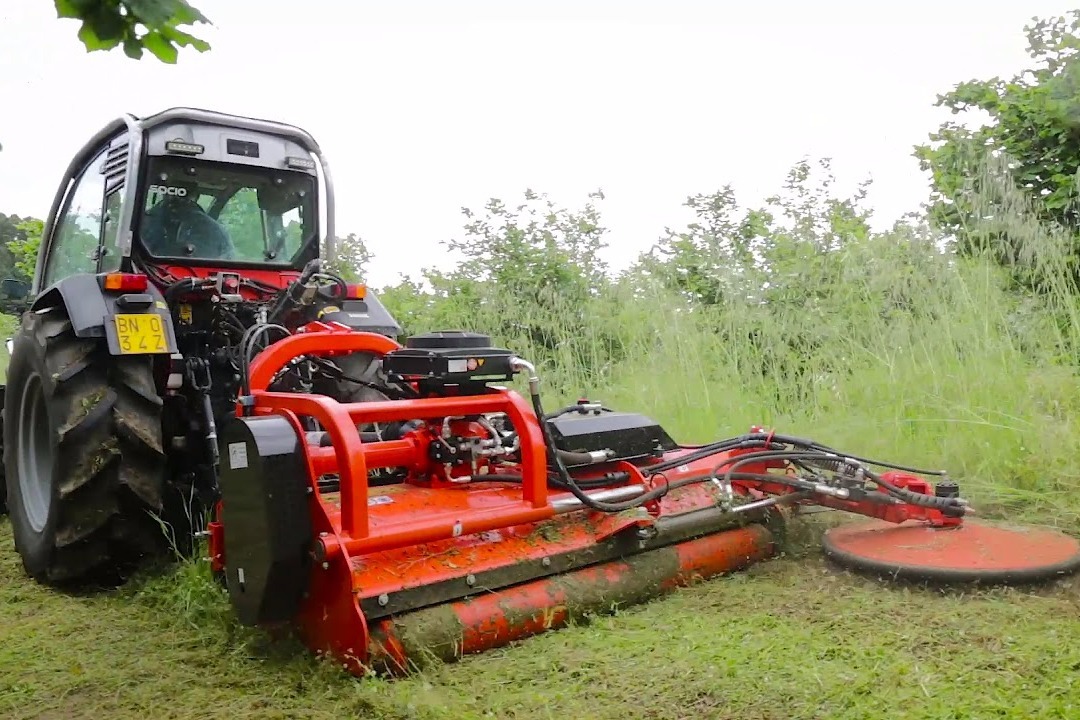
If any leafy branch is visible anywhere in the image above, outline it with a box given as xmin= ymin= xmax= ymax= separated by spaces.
xmin=53 ymin=0 xmax=212 ymax=63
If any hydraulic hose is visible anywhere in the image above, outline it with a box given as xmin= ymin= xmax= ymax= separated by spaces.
xmin=511 ymin=357 xmax=676 ymax=513
xmin=556 ymin=448 xmax=614 ymax=466
xmin=713 ymin=450 xmax=966 ymax=514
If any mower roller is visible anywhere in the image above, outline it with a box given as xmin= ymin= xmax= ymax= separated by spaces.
xmin=2 ymin=107 xmax=1079 ymax=678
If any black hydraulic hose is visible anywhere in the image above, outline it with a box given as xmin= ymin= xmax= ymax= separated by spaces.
xmin=864 ymin=468 xmax=965 ymax=513
xmin=642 ymin=432 xmax=949 ymax=480
xmin=472 ymin=471 xmax=633 ymax=491
xmin=164 ymin=276 xmax=213 ymax=305
xmin=713 ymin=450 xmax=966 ymax=514
xmin=641 ymin=435 xmax=783 ymax=476
xmin=267 ymin=258 xmax=322 ymax=325
xmin=527 ymin=387 xmax=675 ymax=513
xmin=801 ymin=446 xmax=949 ymax=476
xmin=556 ymin=448 xmax=610 ymax=466
xmin=239 ymin=322 xmax=290 ymax=396
xmin=713 ymin=447 xmax=951 ymax=483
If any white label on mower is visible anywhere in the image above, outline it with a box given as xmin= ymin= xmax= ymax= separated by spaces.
xmin=228 ymin=442 xmax=249 ymax=470
xmin=678 ymin=464 xmax=690 ymax=473
xmin=452 ymin=521 xmax=463 ymax=537
xmin=368 ymin=495 xmax=393 ymax=506
xmin=448 ymin=359 xmax=468 ymax=373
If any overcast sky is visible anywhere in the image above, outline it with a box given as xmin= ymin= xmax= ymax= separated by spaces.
xmin=0 ymin=1 xmax=1074 ymax=287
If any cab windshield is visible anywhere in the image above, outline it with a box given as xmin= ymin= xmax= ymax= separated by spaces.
xmin=139 ymin=156 xmax=317 ymax=265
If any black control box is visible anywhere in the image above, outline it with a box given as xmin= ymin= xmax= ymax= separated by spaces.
xmin=548 ymin=408 xmax=679 ymax=464
xmin=382 ymin=330 xmax=516 ymax=389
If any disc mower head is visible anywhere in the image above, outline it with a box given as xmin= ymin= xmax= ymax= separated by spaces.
xmin=206 ymin=326 xmax=1080 ymax=677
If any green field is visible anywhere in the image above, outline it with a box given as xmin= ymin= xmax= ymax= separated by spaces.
xmin=2 ymin=514 xmax=1079 ymax=720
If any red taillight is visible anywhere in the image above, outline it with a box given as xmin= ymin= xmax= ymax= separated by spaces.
xmin=345 ymin=283 xmax=366 ymax=299
xmin=103 ymin=273 xmax=149 ymax=292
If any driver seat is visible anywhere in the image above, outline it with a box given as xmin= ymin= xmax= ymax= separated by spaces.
xmin=142 ymin=190 xmax=235 ymax=260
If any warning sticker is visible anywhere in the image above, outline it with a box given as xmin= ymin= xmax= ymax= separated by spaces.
xmin=368 ymin=495 xmax=394 ymax=506
xmin=228 ymin=442 xmax=248 ymax=470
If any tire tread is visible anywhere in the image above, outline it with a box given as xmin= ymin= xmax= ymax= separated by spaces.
xmin=7 ymin=307 xmax=169 ymax=586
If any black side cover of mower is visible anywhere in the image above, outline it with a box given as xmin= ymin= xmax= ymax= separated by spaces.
xmin=217 ymin=414 xmax=312 ymax=626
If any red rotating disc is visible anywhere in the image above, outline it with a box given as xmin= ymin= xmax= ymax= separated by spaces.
xmin=821 ymin=519 xmax=1080 ymax=585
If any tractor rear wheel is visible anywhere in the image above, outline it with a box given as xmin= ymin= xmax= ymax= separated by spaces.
xmin=3 ymin=305 xmax=169 ymax=586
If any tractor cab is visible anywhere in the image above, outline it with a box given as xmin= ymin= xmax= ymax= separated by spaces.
xmin=27 ymin=107 xmax=334 ymax=304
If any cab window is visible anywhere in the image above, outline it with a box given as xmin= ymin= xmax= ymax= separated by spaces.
xmin=139 ymin=156 xmax=315 ymax=264
xmin=41 ymin=149 xmax=107 ymax=288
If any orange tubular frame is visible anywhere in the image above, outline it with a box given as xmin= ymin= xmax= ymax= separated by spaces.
xmin=242 ymin=322 xmax=551 ymax=549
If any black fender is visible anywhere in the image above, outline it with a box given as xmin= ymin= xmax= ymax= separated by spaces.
xmin=309 ymin=288 xmax=403 ymax=340
xmin=30 ymin=274 xmax=179 ymax=355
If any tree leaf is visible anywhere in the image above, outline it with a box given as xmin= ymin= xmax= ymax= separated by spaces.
xmin=77 ymin=22 xmax=120 ymax=51
xmin=142 ymin=30 xmax=179 ymax=63
xmin=125 ymin=0 xmax=179 ymax=28
xmin=123 ymin=36 xmax=144 ymax=59
xmin=55 ymin=0 xmax=212 ymax=62
xmin=54 ymin=0 xmax=80 ymax=20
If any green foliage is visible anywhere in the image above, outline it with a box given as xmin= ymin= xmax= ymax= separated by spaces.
xmin=916 ymin=10 xmax=1080 ymax=289
xmin=636 ymin=158 xmax=873 ymax=309
xmin=0 ymin=216 xmax=36 ymax=282
xmin=322 ymin=233 xmax=372 ymax=282
xmin=378 ymin=189 xmax=621 ymax=393
xmin=53 ymin=0 xmax=211 ymax=63
xmin=7 ymin=218 xmax=42 ymax=281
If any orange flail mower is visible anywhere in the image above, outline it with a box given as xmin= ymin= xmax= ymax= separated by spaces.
xmin=4 ymin=108 xmax=1079 ymax=679
xmin=208 ymin=323 xmax=1080 ymax=676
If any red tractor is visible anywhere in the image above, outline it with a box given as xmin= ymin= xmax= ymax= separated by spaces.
xmin=0 ymin=107 xmax=398 ymax=584
xmin=2 ymin=107 xmax=1077 ymax=676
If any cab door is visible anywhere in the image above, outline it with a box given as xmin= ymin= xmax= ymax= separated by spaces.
xmin=37 ymin=146 xmax=108 ymax=291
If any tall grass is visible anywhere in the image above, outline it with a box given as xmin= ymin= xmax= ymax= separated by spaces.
xmin=386 ymin=159 xmax=1080 ymax=529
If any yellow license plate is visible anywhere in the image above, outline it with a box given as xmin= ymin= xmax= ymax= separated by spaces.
xmin=114 ymin=313 xmax=168 ymax=354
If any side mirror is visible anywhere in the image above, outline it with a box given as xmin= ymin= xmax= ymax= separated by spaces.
xmin=1 ymin=278 xmax=29 ymax=299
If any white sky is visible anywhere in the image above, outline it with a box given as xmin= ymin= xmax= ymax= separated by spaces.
xmin=0 ymin=0 xmax=1074 ymax=287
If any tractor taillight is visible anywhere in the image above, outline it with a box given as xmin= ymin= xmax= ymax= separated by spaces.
xmin=103 ymin=273 xmax=149 ymax=292
xmin=345 ymin=284 xmax=366 ymax=299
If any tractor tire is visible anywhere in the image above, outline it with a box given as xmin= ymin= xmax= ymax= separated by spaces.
xmin=2 ymin=305 xmax=169 ymax=587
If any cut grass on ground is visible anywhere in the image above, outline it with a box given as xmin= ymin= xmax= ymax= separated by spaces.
xmin=2 ymin=513 xmax=1079 ymax=720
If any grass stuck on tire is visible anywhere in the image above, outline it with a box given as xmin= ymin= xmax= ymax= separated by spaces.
xmin=2 ymin=304 xmax=169 ymax=587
